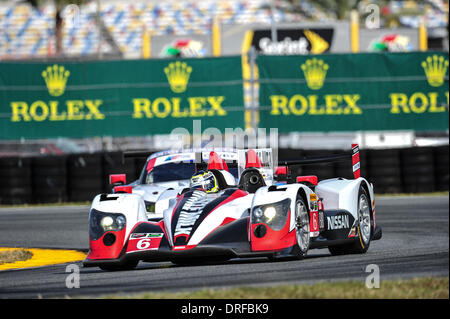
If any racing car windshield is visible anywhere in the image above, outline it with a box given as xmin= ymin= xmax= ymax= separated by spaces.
xmin=144 ymin=163 xmax=196 ymax=184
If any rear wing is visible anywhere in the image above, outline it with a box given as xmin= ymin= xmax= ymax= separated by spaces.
xmin=277 ymin=144 xmax=361 ymax=181
xmin=122 ymin=144 xmax=361 ymax=181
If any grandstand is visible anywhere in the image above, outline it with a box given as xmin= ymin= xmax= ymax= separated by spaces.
xmin=0 ymin=0 xmax=306 ymax=58
xmin=0 ymin=0 xmax=448 ymax=59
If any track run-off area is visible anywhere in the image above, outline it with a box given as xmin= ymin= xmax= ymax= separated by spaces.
xmin=0 ymin=195 xmax=448 ymax=298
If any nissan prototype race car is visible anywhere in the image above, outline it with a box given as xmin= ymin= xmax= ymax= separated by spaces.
xmin=84 ymin=145 xmax=382 ymax=271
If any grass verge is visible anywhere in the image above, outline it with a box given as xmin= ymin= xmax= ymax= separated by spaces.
xmin=0 ymin=249 xmax=33 ymax=265
xmin=99 ymin=277 xmax=448 ymax=299
xmin=375 ymin=191 xmax=449 ymax=197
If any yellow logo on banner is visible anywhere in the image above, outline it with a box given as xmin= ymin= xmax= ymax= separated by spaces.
xmin=41 ymin=64 xmax=70 ymax=96
xmin=301 ymin=58 xmax=329 ymax=90
xmin=304 ymin=29 xmax=329 ymax=54
xmin=421 ymin=55 xmax=448 ymax=87
xmin=164 ymin=61 xmax=192 ymax=93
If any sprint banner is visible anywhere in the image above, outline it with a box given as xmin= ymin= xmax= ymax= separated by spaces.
xmin=257 ymin=51 xmax=449 ymax=132
xmin=251 ymin=28 xmax=334 ymax=55
xmin=0 ymin=57 xmax=244 ymax=139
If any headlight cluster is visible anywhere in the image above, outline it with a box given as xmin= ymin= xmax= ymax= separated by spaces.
xmin=89 ymin=209 xmax=126 ymax=241
xmin=251 ymin=198 xmax=291 ymax=231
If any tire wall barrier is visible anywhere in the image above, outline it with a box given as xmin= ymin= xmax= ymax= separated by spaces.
xmin=0 ymin=157 xmax=32 ymax=205
xmin=277 ymin=146 xmax=447 ymax=195
xmin=0 ymin=146 xmax=448 ymax=204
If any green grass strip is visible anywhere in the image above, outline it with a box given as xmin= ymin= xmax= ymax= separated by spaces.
xmin=99 ymin=277 xmax=448 ymax=299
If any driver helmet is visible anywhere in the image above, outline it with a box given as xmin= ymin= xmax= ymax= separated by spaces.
xmin=190 ymin=170 xmax=219 ymax=193
xmin=190 ymin=170 xmax=236 ymax=193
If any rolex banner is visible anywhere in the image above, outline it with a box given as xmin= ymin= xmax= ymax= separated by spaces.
xmin=257 ymin=51 xmax=449 ymax=132
xmin=0 ymin=57 xmax=244 ymax=139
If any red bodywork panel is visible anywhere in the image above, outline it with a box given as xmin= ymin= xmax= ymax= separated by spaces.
xmin=275 ymin=166 xmax=288 ymax=176
xmin=245 ymin=149 xmax=263 ymax=169
xmin=87 ymin=228 xmax=126 ymax=260
xmin=309 ymin=211 xmax=319 ymax=233
xmin=109 ymin=174 xmax=126 ymax=185
xmin=114 ymin=185 xmax=132 ymax=193
xmin=207 ymin=151 xmax=229 ymax=171
xmin=296 ymin=175 xmax=318 ymax=186
xmin=352 ymin=144 xmax=361 ymax=179
xmin=250 ymin=210 xmax=296 ymax=251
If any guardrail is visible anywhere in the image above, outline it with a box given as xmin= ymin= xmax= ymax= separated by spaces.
xmin=0 ymin=146 xmax=448 ymax=205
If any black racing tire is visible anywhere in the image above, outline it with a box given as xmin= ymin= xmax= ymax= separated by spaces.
xmin=291 ymin=195 xmax=310 ymax=260
xmin=328 ymin=185 xmax=372 ymax=255
xmin=99 ymin=260 xmax=139 ymax=271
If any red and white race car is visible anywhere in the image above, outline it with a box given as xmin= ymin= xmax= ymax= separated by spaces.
xmin=84 ymin=145 xmax=382 ymax=271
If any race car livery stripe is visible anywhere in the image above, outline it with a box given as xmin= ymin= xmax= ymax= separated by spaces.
xmin=170 ymin=188 xmax=248 ymax=247
xmin=187 ymin=189 xmax=248 ymax=244
xmin=146 ymin=158 xmax=156 ymax=172
xmin=173 ymin=190 xmax=209 ymax=239
xmin=352 ymin=144 xmax=360 ymax=179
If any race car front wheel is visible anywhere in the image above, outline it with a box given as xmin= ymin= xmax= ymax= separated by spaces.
xmin=328 ymin=185 xmax=372 ymax=255
xmin=293 ymin=196 xmax=310 ymax=259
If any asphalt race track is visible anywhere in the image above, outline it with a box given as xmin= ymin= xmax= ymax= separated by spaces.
xmin=0 ymin=196 xmax=448 ymax=298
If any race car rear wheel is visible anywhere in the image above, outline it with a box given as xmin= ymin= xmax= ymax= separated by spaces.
xmin=328 ymin=185 xmax=372 ymax=255
xmin=292 ymin=196 xmax=310 ymax=259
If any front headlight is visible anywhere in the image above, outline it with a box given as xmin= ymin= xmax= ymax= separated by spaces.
xmin=251 ymin=198 xmax=291 ymax=231
xmin=89 ymin=209 xmax=127 ymax=241
xmin=116 ymin=215 xmax=126 ymax=229
xmin=100 ymin=216 xmax=114 ymax=231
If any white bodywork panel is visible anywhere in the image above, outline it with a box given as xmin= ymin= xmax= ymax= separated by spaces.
xmin=90 ymin=193 xmax=147 ymax=241
xmin=252 ymin=183 xmax=315 ymax=233
xmin=315 ymin=177 xmax=374 ymax=220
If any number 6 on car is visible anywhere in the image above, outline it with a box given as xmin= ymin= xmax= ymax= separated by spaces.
xmin=137 ymin=239 xmax=151 ymax=250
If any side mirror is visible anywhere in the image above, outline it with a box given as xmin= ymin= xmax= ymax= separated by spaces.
xmin=109 ymin=174 xmax=126 ymax=187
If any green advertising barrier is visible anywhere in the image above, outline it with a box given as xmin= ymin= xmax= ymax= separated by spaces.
xmin=0 ymin=56 xmax=245 ymax=139
xmin=257 ymin=51 xmax=449 ymax=132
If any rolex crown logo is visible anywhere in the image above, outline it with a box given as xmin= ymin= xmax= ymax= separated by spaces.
xmin=164 ymin=61 xmax=192 ymax=93
xmin=301 ymin=58 xmax=329 ymax=90
xmin=41 ymin=64 xmax=70 ymax=96
xmin=421 ymin=55 xmax=448 ymax=87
